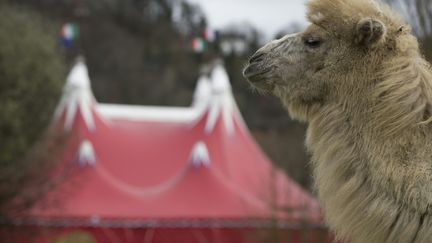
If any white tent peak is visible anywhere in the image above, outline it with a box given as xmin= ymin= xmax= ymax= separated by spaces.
xmin=65 ymin=57 xmax=91 ymax=91
xmin=203 ymin=62 xmax=244 ymax=135
xmin=192 ymin=74 xmax=211 ymax=108
xmin=189 ymin=141 xmax=211 ymax=168
xmin=54 ymin=58 xmax=97 ymax=132
xmin=210 ymin=63 xmax=231 ymax=94
xmin=77 ymin=139 xmax=97 ymax=167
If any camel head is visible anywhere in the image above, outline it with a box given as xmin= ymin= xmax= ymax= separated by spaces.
xmin=243 ymin=0 xmax=419 ymax=122
xmin=244 ymin=1 xmax=432 ymax=242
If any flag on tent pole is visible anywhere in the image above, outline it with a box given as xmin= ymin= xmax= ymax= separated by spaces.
xmin=60 ymin=23 xmax=79 ymax=49
xmin=190 ymin=28 xmax=219 ymax=53
xmin=202 ymin=28 xmax=218 ymax=42
xmin=191 ymin=37 xmax=206 ymax=53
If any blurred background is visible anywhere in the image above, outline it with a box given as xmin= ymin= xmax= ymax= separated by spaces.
xmin=1 ymin=0 xmax=432 ymax=239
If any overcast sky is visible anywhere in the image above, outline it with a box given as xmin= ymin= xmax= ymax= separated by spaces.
xmin=186 ymin=0 xmax=308 ymax=40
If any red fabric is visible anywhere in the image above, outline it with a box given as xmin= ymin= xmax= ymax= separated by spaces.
xmin=24 ymin=104 xmax=322 ymax=233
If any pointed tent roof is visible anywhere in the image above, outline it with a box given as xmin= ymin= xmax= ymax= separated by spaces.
xmin=25 ymin=60 xmax=322 ymax=227
xmin=204 ymin=63 xmax=238 ymax=135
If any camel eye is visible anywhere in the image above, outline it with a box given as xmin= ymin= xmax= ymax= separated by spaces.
xmin=304 ymin=37 xmax=322 ymax=48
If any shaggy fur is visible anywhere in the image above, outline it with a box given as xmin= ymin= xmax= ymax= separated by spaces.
xmin=243 ymin=0 xmax=432 ymax=242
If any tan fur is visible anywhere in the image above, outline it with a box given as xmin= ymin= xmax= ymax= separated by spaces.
xmin=243 ymin=0 xmax=432 ymax=242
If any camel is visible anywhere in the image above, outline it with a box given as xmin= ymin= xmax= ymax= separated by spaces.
xmin=243 ymin=0 xmax=432 ymax=242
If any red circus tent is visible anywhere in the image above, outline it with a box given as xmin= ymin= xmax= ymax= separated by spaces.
xmin=6 ymin=60 xmax=331 ymax=242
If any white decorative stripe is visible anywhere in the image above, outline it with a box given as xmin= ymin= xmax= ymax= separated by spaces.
xmin=97 ymin=75 xmax=211 ymax=123
xmin=77 ymin=140 xmax=96 ymax=166
xmin=189 ymin=141 xmax=211 ymax=168
xmin=204 ymin=94 xmax=235 ymax=135
xmin=211 ymin=64 xmax=231 ymax=93
xmin=97 ymin=104 xmax=203 ymax=123
xmin=205 ymin=98 xmax=221 ymax=134
xmin=192 ymin=75 xmax=211 ymax=108
xmin=95 ymin=159 xmax=189 ymax=197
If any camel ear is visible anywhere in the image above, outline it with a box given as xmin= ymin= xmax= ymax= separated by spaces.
xmin=355 ymin=18 xmax=386 ymax=47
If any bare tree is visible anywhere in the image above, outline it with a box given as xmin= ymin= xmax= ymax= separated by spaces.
xmin=384 ymin=0 xmax=432 ymax=36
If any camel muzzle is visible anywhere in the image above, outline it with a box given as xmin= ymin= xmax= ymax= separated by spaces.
xmin=243 ymin=33 xmax=298 ymax=91
xmin=243 ymin=51 xmax=274 ymax=90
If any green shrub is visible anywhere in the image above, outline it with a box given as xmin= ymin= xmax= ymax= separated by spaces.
xmin=0 ymin=3 xmax=65 ymax=214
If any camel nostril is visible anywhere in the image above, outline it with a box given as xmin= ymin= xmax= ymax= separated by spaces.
xmin=249 ymin=52 xmax=265 ymax=64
